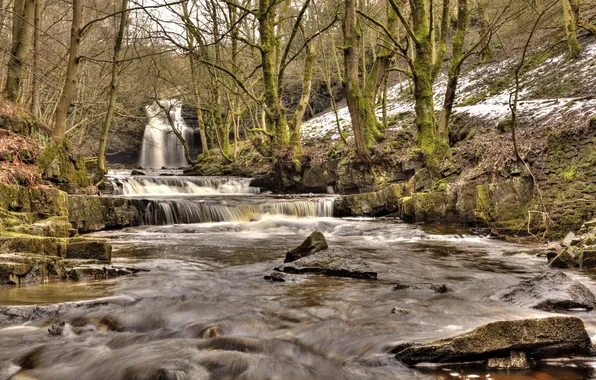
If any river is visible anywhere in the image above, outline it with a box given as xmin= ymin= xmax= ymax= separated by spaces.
xmin=1 ymin=172 xmax=596 ymax=379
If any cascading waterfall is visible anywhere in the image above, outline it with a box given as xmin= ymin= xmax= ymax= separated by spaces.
xmin=110 ymin=176 xmax=260 ymax=196
xmin=138 ymin=99 xmax=195 ymax=169
xmin=142 ymin=198 xmax=336 ymax=225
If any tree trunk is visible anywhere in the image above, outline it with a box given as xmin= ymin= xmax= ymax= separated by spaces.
xmin=96 ymin=0 xmax=128 ymax=177
xmin=478 ymin=0 xmax=493 ymax=63
xmin=181 ymin=0 xmax=209 ymax=157
xmin=30 ymin=0 xmax=41 ymax=115
xmin=290 ymin=44 xmax=315 ymax=155
xmin=343 ymin=0 xmax=382 ymax=159
xmin=3 ymin=0 xmax=35 ymax=102
xmin=563 ymin=0 xmax=581 ymax=58
xmin=411 ymin=0 xmax=440 ymax=165
xmin=259 ymin=0 xmax=288 ymax=152
xmin=52 ymin=0 xmax=82 ymax=142
xmin=438 ymin=0 xmax=468 ymax=136
xmin=432 ymin=0 xmax=451 ymax=80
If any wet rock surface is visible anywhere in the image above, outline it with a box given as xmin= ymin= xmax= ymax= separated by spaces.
xmin=395 ymin=316 xmax=594 ymax=364
xmin=487 ymin=351 xmax=534 ymax=369
xmin=284 ymin=231 xmax=328 ymax=263
xmin=276 ymin=249 xmax=377 ymax=279
xmin=492 ymin=272 xmax=596 ymax=311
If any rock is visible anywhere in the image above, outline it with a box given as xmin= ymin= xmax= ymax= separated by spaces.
xmin=130 ymin=169 xmax=146 ymax=176
xmin=284 ymin=231 xmax=328 ymax=263
xmin=47 ymin=321 xmax=65 ymax=336
xmin=563 ymin=231 xmax=576 ymax=247
xmin=68 ymin=195 xmax=140 ymax=233
xmin=198 ymin=325 xmax=223 ymax=338
xmin=395 ymin=316 xmax=593 ymax=365
xmin=492 ymin=272 xmax=596 ymax=311
xmin=264 ymin=272 xmax=285 ymax=282
xmin=487 ymin=351 xmax=534 ymax=369
xmin=545 ymin=250 xmax=558 ymax=261
xmin=393 ymin=283 xmax=451 ymax=293
xmin=578 ymin=247 xmax=596 ymax=269
xmin=548 ymin=249 xmax=576 ymax=268
xmin=334 ymin=184 xmax=405 ymax=217
xmin=391 ymin=307 xmax=409 ymax=315
xmin=66 ymin=239 xmax=111 ymax=261
xmin=275 ymin=249 xmax=377 ymax=280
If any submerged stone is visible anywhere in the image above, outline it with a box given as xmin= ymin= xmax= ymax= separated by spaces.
xmin=284 ymin=231 xmax=328 ymax=263
xmin=395 ymin=316 xmax=593 ymax=364
xmin=276 ymin=249 xmax=377 ymax=280
xmin=492 ymin=272 xmax=596 ymax=311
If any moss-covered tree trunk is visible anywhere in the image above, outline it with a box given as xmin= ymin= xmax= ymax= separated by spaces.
xmin=563 ymin=0 xmax=581 ymax=59
xmin=97 ymin=0 xmax=128 ymax=178
xmin=258 ymin=0 xmax=288 ymax=153
xmin=52 ymin=0 xmax=82 ymax=142
xmin=437 ymin=0 xmax=468 ymax=137
xmin=343 ymin=0 xmax=382 ymax=159
xmin=3 ymin=0 xmax=35 ymax=102
xmin=411 ymin=0 xmax=444 ymax=167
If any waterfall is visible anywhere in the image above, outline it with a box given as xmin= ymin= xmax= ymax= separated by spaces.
xmin=138 ymin=99 xmax=195 ymax=169
xmin=142 ymin=198 xmax=336 ymax=225
xmin=109 ymin=176 xmax=260 ymax=196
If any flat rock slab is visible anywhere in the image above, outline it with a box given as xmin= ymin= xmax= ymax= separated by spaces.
xmin=395 ymin=316 xmax=593 ymax=365
xmin=275 ymin=249 xmax=377 ymax=280
xmin=492 ymin=272 xmax=596 ymax=311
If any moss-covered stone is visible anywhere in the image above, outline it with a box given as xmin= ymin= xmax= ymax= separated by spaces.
xmin=68 ymin=195 xmax=140 ymax=233
xmin=334 ymin=183 xmax=406 ymax=216
xmin=37 ymin=141 xmax=89 ymax=187
xmin=66 ymin=238 xmax=111 ymax=261
xmin=0 ymin=233 xmax=68 ymax=257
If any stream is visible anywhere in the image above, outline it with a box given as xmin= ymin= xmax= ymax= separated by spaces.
xmin=2 ymin=171 xmax=596 ymax=379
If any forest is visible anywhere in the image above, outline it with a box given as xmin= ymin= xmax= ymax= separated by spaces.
xmin=1 ymin=0 xmax=596 ymax=379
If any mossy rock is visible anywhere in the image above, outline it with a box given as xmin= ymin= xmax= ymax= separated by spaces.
xmin=0 ymin=233 xmax=68 ymax=257
xmin=38 ymin=141 xmax=89 ymax=187
xmin=66 ymin=238 xmax=112 ymax=262
xmin=29 ymin=187 xmax=68 ymax=219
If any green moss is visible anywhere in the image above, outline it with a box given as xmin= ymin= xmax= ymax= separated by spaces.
xmin=475 ymin=185 xmax=494 ymax=221
xmin=498 ymin=118 xmax=514 ymax=133
xmin=562 ymin=165 xmax=577 ymax=181
xmin=38 ymin=141 xmax=89 ymax=186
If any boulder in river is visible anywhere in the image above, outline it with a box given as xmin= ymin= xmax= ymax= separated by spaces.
xmin=548 ymin=249 xmax=576 ymax=268
xmin=395 ymin=316 xmax=593 ymax=365
xmin=492 ymin=272 xmax=596 ymax=311
xmin=284 ymin=231 xmax=328 ymax=263
xmin=276 ymin=249 xmax=377 ymax=280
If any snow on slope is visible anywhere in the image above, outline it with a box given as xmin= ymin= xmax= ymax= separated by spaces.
xmin=301 ymin=42 xmax=596 ymax=142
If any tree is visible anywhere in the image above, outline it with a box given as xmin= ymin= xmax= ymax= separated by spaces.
xmin=563 ymin=0 xmax=581 ymax=58
xmin=96 ymin=0 xmax=129 ymax=178
xmin=51 ymin=0 xmax=83 ymax=143
xmin=3 ymin=0 xmax=36 ymax=102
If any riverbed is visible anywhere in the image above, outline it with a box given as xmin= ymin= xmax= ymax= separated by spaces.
xmin=1 ymin=174 xmax=596 ymax=379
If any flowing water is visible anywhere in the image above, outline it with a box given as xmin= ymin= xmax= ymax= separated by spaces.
xmin=2 ymin=172 xmax=596 ymax=380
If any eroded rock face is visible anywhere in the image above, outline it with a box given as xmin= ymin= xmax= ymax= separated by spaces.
xmin=284 ymin=231 xmax=328 ymax=263
xmin=276 ymin=249 xmax=377 ymax=280
xmin=492 ymin=272 xmax=596 ymax=311
xmin=395 ymin=316 xmax=593 ymax=365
